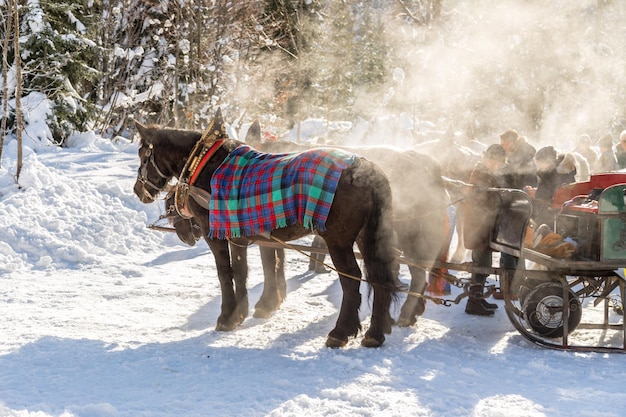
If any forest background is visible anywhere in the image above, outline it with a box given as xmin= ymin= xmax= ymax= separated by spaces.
xmin=1 ymin=0 xmax=626 ymax=150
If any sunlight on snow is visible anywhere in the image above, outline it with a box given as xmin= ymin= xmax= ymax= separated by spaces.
xmin=402 ymin=318 xmax=451 ymax=349
xmin=473 ymin=395 xmax=547 ymax=417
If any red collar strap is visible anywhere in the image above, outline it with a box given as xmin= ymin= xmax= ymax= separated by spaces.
xmin=175 ymin=139 xmax=225 ymax=219
xmin=189 ymin=139 xmax=225 ymax=185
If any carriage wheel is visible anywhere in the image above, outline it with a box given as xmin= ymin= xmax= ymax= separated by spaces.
xmin=522 ymin=282 xmax=582 ymax=338
xmin=514 ymin=272 xmax=558 ymax=308
xmin=511 ymin=270 xmax=565 ymax=312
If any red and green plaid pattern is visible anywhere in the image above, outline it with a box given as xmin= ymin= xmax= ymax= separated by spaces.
xmin=209 ymin=145 xmax=357 ymax=239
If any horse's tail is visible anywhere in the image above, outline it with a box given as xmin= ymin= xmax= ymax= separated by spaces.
xmin=360 ymin=163 xmax=398 ymax=297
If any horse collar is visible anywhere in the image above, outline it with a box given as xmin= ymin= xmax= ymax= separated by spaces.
xmin=175 ymin=139 xmax=225 ymax=219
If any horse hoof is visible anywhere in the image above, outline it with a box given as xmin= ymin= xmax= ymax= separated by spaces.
xmin=325 ymin=336 xmax=348 ymax=348
xmin=215 ymin=315 xmax=244 ymax=331
xmin=254 ymin=298 xmax=282 ymax=319
xmin=361 ymin=334 xmax=384 ymax=348
xmin=396 ymin=316 xmax=417 ymax=327
xmin=215 ymin=322 xmax=234 ymax=332
xmin=253 ymin=307 xmax=273 ymax=319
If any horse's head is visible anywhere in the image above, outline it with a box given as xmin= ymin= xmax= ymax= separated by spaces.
xmin=133 ymin=108 xmax=227 ymax=204
xmin=133 ymin=123 xmax=177 ymax=203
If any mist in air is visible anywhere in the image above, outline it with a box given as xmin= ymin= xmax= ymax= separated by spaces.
xmin=363 ymin=0 xmax=626 ymax=149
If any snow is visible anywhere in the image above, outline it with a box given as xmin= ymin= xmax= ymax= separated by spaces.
xmin=2 ymin=126 xmax=626 ymax=417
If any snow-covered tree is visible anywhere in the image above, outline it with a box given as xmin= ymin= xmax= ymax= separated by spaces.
xmin=89 ymin=0 xmax=265 ymax=135
xmin=15 ymin=0 xmax=98 ymax=143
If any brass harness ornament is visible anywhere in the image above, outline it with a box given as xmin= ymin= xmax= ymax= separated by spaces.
xmin=174 ymin=110 xmax=229 ymax=219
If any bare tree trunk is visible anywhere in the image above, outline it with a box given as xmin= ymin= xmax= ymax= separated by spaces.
xmin=171 ymin=1 xmax=182 ymax=128
xmin=13 ymin=0 xmax=23 ymax=181
xmin=0 ymin=0 xmax=14 ymax=167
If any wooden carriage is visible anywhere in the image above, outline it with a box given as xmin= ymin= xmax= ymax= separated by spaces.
xmin=490 ymin=173 xmax=626 ymax=352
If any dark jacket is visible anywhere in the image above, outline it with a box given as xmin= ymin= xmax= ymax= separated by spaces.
xmin=533 ymin=155 xmax=577 ymax=225
xmin=463 ymin=162 xmax=503 ymax=251
xmin=594 ymin=149 xmax=618 ymax=173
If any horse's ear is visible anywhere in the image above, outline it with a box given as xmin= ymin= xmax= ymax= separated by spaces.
xmin=212 ymin=107 xmax=227 ymax=138
xmin=246 ymin=120 xmax=261 ymax=145
xmin=135 ymin=122 xmax=149 ymax=140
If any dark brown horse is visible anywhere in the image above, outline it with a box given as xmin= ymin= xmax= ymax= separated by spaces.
xmin=133 ymin=111 xmax=398 ymax=348
xmin=251 ymin=130 xmax=449 ymax=327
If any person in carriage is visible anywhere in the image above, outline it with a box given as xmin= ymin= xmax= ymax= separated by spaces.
xmin=593 ymin=133 xmax=618 ymax=174
xmin=494 ymin=129 xmax=538 ymax=299
xmin=572 ymin=134 xmax=598 ymax=172
xmin=499 ymin=129 xmax=537 ymax=190
xmin=463 ymin=144 xmax=511 ymax=315
xmin=524 ymin=145 xmax=577 ymax=228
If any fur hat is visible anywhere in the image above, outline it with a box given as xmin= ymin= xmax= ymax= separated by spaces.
xmin=531 ymin=223 xmax=576 ymax=258
xmin=499 ymin=129 xmax=519 ymax=143
xmin=484 ymin=144 xmax=506 ymax=162
xmin=535 ymin=146 xmax=557 ymax=162
xmin=597 ymin=133 xmax=614 ymax=149
xmin=557 ymin=153 xmax=577 ymax=174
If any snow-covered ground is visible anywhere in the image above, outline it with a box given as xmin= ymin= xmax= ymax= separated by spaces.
xmin=2 ymin=129 xmax=626 ymax=417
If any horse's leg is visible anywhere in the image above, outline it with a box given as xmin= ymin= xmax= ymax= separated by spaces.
xmin=363 ymin=276 xmax=394 ymax=348
xmin=229 ymin=241 xmax=250 ymax=324
xmin=254 ymin=246 xmax=286 ymax=318
xmin=358 ymin=238 xmax=395 ymax=348
xmin=324 ymin=245 xmax=363 ymax=348
xmin=276 ymin=248 xmax=287 ymax=298
xmin=309 ymin=235 xmax=330 ymax=273
xmin=397 ymin=209 xmax=447 ymax=326
xmin=398 ymin=265 xmax=428 ymax=327
xmin=450 ymin=205 xmax=469 ymax=263
xmin=324 ymin=242 xmax=395 ymax=348
xmin=206 ymin=239 xmax=247 ymax=331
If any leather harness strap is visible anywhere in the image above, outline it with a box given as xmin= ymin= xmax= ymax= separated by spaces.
xmin=175 ymin=112 xmax=228 ymax=218
xmin=175 ymin=139 xmax=225 ymax=218
xmin=189 ymin=139 xmax=225 ymax=185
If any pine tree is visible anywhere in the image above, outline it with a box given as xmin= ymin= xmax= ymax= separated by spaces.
xmin=18 ymin=0 xmax=98 ymax=143
xmin=87 ymin=0 xmax=266 ymax=134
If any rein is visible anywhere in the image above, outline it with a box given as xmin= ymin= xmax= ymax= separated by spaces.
xmin=267 ymin=234 xmax=466 ymax=307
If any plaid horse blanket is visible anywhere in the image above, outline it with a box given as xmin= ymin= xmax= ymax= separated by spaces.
xmin=209 ymin=145 xmax=358 ymax=239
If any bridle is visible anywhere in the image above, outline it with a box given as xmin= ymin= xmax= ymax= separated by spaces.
xmin=137 ymin=143 xmax=170 ymax=197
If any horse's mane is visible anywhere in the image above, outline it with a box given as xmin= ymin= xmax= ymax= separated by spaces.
xmin=140 ymin=125 xmax=202 ymax=150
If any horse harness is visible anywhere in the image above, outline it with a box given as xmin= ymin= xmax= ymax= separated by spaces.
xmin=137 ymin=143 xmax=170 ymax=193
xmin=174 ymin=118 xmax=229 ymax=219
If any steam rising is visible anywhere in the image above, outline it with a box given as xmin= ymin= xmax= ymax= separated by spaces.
xmin=390 ymin=0 xmax=626 ymax=147
xmin=241 ymin=1 xmax=626 ymax=152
